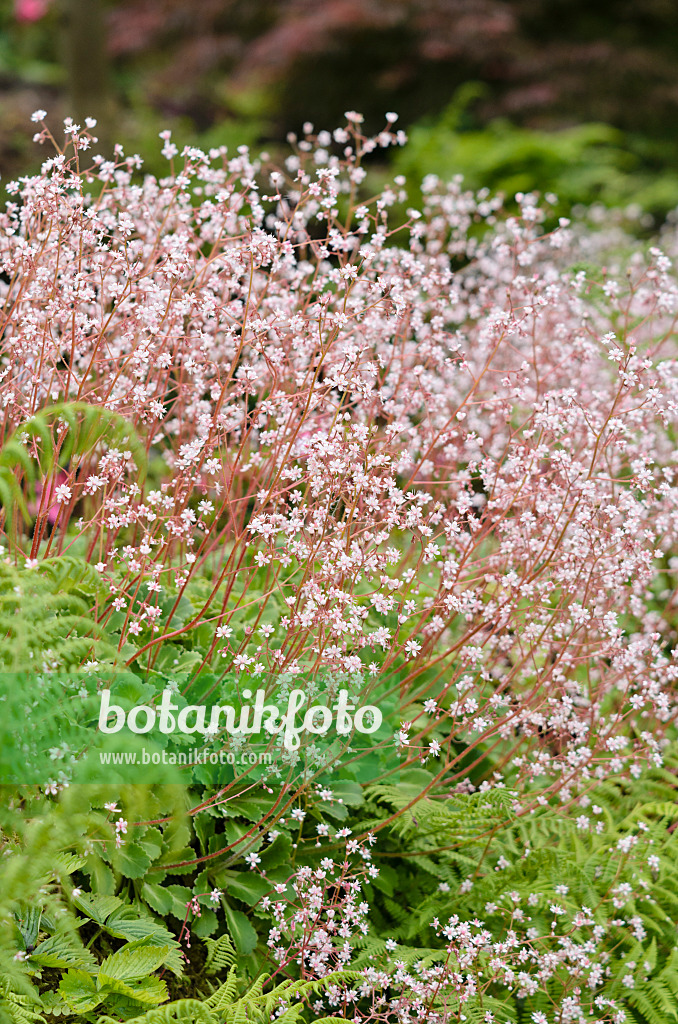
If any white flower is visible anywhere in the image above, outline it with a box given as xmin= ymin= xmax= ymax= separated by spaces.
xmin=209 ymin=888 xmax=222 ymax=904
xmin=233 ymin=654 xmax=253 ymax=670
xmin=31 ymin=110 xmax=47 ymax=123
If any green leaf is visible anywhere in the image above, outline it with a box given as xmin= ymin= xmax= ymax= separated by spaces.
xmin=14 ymin=906 xmax=42 ymax=952
xmin=98 ymin=974 xmax=168 ymax=1006
xmin=104 ymin=905 xmax=175 ymax=945
xmin=164 ymin=884 xmax=194 ymax=919
xmin=124 ymin=936 xmax=185 ymax=978
xmin=224 ymin=795 xmax=278 ymax=822
xmin=191 ymin=908 xmax=219 ymax=938
xmin=223 ymin=904 xmax=258 ymax=955
xmin=154 ymin=846 xmax=196 ymax=872
xmin=317 ymin=799 xmax=348 ymax=821
xmin=98 ymin=945 xmax=169 ymax=982
xmin=112 ymin=839 xmax=154 ymax=879
xmin=59 ymin=970 xmax=101 ymax=1014
xmin=82 ymin=855 xmax=116 ymax=894
xmin=220 ymin=871 xmax=271 ymax=906
xmin=141 ymin=881 xmax=174 ymax=916
xmin=29 ymin=935 xmax=97 ymax=972
xmin=257 ymin=834 xmax=292 ymax=874
xmin=330 ymin=780 xmax=365 ymax=807
xmin=72 ymin=891 xmax=123 ymax=924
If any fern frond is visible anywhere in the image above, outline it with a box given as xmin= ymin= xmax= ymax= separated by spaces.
xmin=204 ymin=933 xmax=237 ymax=975
xmin=7 ymin=403 xmax=147 ymax=481
xmin=0 ymin=402 xmax=146 ymax=525
xmin=121 ymin=1000 xmax=215 ymax=1023
xmin=204 ymin=967 xmax=238 ymax=1012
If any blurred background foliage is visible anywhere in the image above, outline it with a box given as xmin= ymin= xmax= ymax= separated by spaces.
xmin=3 ymin=0 xmax=678 ymax=222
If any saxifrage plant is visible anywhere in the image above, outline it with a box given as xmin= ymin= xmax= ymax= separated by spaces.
xmin=0 ymin=111 xmax=677 ymax=1023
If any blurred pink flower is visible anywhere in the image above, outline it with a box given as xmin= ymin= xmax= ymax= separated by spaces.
xmin=28 ymin=471 xmax=70 ymax=525
xmin=15 ymin=0 xmax=51 ymax=22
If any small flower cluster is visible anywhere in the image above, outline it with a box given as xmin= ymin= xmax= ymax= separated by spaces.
xmin=244 ymin=820 xmax=650 ymax=1023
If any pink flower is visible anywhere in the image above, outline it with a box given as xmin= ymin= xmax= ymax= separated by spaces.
xmin=15 ymin=0 xmax=51 ymax=22
xmin=28 ymin=471 xmax=70 ymax=525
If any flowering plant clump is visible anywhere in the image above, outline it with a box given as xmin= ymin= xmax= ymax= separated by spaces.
xmin=0 ymin=111 xmax=678 ymax=1024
